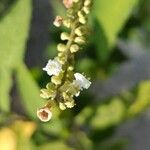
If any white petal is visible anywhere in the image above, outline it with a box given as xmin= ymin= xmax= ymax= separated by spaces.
xmin=43 ymin=59 xmax=62 ymax=76
xmin=74 ymin=73 xmax=91 ymax=89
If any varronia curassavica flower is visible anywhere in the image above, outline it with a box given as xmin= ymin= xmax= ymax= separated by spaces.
xmin=37 ymin=0 xmax=92 ymax=122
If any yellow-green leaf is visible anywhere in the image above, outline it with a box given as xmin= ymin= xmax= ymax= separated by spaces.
xmin=16 ymin=63 xmax=44 ymax=119
xmin=128 ymin=81 xmax=150 ymax=117
xmin=0 ymin=68 xmax=12 ymax=112
xmin=93 ymin=0 xmax=139 ymax=47
xmin=0 ymin=0 xmax=32 ymax=69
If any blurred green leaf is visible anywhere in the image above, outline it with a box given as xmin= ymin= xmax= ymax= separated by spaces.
xmin=38 ymin=141 xmax=73 ymax=150
xmin=75 ymin=106 xmax=93 ymax=125
xmin=89 ymin=0 xmax=139 ymax=63
xmin=91 ymin=99 xmax=126 ymax=129
xmin=93 ymin=0 xmax=139 ymax=48
xmin=0 ymin=0 xmax=32 ymax=113
xmin=0 ymin=68 xmax=12 ymax=112
xmin=77 ymin=58 xmax=97 ymax=78
xmin=94 ymin=138 xmax=128 ymax=150
xmin=16 ymin=63 xmax=44 ymax=119
xmin=128 ymin=81 xmax=150 ymax=117
xmin=0 ymin=0 xmax=32 ymax=69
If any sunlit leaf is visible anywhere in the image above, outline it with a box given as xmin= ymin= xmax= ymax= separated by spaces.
xmin=16 ymin=63 xmax=44 ymax=119
xmin=0 ymin=0 xmax=32 ymax=68
xmin=0 ymin=68 xmax=12 ymax=112
xmin=93 ymin=0 xmax=139 ymax=47
xmin=91 ymin=98 xmax=125 ymax=129
xmin=38 ymin=141 xmax=73 ymax=150
xmin=128 ymin=81 xmax=150 ymax=117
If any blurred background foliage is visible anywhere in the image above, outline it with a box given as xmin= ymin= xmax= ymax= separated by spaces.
xmin=0 ymin=0 xmax=150 ymax=149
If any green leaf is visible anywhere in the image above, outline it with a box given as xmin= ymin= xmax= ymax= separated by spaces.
xmin=91 ymin=98 xmax=125 ymax=129
xmin=16 ymin=63 xmax=44 ymax=119
xmin=92 ymin=0 xmax=139 ymax=62
xmin=0 ymin=68 xmax=12 ymax=112
xmin=128 ymin=81 xmax=150 ymax=117
xmin=0 ymin=0 xmax=32 ymax=113
xmin=0 ymin=0 xmax=32 ymax=69
xmin=93 ymin=0 xmax=139 ymax=47
xmin=38 ymin=141 xmax=73 ymax=150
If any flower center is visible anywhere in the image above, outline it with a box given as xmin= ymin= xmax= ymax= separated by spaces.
xmin=40 ymin=110 xmax=48 ymax=119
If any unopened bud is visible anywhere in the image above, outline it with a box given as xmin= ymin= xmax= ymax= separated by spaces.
xmin=40 ymin=89 xmax=51 ymax=99
xmin=59 ymin=102 xmax=66 ymax=110
xmin=51 ymin=75 xmax=62 ymax=85
xmin=83 ymin=6 xmax=90 ymax=14
xmin=79 ymin=16 xmax=86 ymax=24
xmin=63 ymin=19 xmax=71 ymax=28
xmin=65 ymin=100 xmax=75 ymax=108
xmin=75 ymin=28 xmax=83 ymax=36
xmin=61 ymin=32 xmax=70 ymax=40
xmin=78 ymin=11 xmax=84 ymax=18
xmin=84 ymin=0 xmax=91 ymax=6
xmin=74 ymin=36 xmax=86 ymax=44
xmin=57 ymin=43 xmax=66 ymax=52
xmin=53 ymin=16 xmax=63 ymax=27
xmin=70 ymin=44 xmax=79 ymax=53
xmin=68 ymin=66 xmax=74 ymax=71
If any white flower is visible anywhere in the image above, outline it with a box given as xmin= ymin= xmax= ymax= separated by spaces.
xmin=43 ymin=59 xmax=62 ymax=76
xmin=37 ymin=107 xmax=52 ymax=122
xmin=73 ymin=73 xmax=91 ymax=89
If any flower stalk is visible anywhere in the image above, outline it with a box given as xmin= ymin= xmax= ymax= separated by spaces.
xmin=37 ymin=0 xmax=92 ymax=122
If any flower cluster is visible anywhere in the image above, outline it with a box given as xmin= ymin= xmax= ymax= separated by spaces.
xmin=37 ymin=0 xmax=92 ymax=122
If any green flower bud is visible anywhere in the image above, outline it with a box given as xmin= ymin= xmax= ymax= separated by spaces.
xmin=63 ymin=19 xmax=71 ymax=28
xmin=79 ymin=16 xmax=86 ymax=24
xmin=40 ymin=89 xmax=56 ymax=99
xmin=70 ymin=44 xmax=79 ymax=53
xmin=74 ymin=36 xmax=86 ymax=44
xmin=61 ymin=32 xmax=70 ymax=40
xmin=77 ymin=11 xmax=84 ymax=18
xmin=46 ymin=83 xmax=56 ymax=90
xmin=84 ymin=0 xmax=91 ymax=6
xmin=59 ymin=102 xmax=66 ymax=110
xmin=57 ymin=57 xmax=66 ymax=64
xmin=65 ymin=100 xmax=75 ymax=108
xmin=62 ymin=92 xmax=75 ymax=108
xmin=57 ymin=43 xmax=66 ymax=52
xmin=68 ymin=66 xmax=74 ymax=71
xmin=58 ymin=52 xmax=63 ymax=57
xmin=51 ymin=75 xmax=62 ymax=85
xmin=83 ymin=6 xmax=90 ymax=14
xmin=75 ymin=28 xmax=83 ymax=36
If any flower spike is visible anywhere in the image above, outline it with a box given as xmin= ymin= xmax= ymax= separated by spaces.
xmin=37 ymin=0 xmax=93 ymax=122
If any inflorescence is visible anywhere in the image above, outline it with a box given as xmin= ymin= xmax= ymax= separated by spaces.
xmin=37 ymin=0 xmax=92 ymax=122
